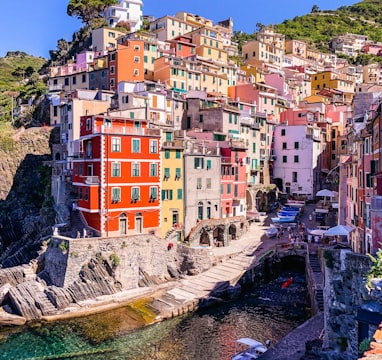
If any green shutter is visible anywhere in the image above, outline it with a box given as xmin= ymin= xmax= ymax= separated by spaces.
xmin=177 ymin=189 xmax=182 ymax=199
xmin=169 ymin=190 xmax=173 ymax=200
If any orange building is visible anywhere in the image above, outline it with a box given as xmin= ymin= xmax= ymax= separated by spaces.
xmin=72 ymin=114 xmax=161 ymax=237
xmin=108 ymin=39 xmax=145 ymax=91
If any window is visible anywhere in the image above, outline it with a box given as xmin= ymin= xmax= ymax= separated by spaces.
xmin=150 ymin=163 xmax=158 ymax=176
xmin=112 ymin=137 xmax=121 ymax=152
xmin=281 ymin=129 xmax=286 ymax=136
xmin=282 ymin=156 xmax=287 ymax=163
xmin=294 ymin=142 xmax=299 ymax=149
xmin=206 ymin=178 xmax=212 ymax=189
xmin=134 ymin=56 xmax=140 ymax=63
xmin=207 ymin=159 xmax=211 ymax=170
xmin=282 ymin=142 xmax=287 ymax=149
xmin=112 ymin=187 xmax=121 ymax=202
xmin=175 ymin=150 xmax=181 ymax=159
xmin=199 ymin=114 xmax=203 ymax=123
xmin=194 ymin=157 xmax=204 ymax=169
xmin=175 ymin=168 xmax=181 ymax=179
xmin=150 ymin=187 xmax=158 ymax=200
xmin=227 ymin=184 xmax=231 ymax=194
xmin=198 ymin=202 xmax=203 ymax=220
xmin=84 ymin=188 xmax=89 ymax=201
xmin=164 ymin=150 xmax=170 ymax=159
xmin=292 ymin=172 xmax=298 ymax=182
xmin=64 ymin=78 xmax=69 ymax=86
xmin=164 ymin=168 xmax=170 ymax=179
xmin=131 ymin=187 xmax=140 ymax=201
xmin=197 ymin=178 xmax=202 ymax=189
xmin=150 ymin=140 xmax=158 ymax=153
xmin=132 ymin=163 xmax=140 ymax=176
xmin=294 ymin=155 xmax=299 ymax=163
xmin=112 ymin=162 xmax=121 ymax=177
xmin=177 ymin=189 xmax=183 ymax=200
xmin=134 ymin=69 xmax=139 ymax=76
xmin=110 ymin=66 xmax=115 ymax=74
xmin=132 ymin=139 xmax=140 ymax=153
xmin=162 ymin=189 xmax=173 ymax=200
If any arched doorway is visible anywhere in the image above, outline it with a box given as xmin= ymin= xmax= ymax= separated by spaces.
xmin=213 ymin=226 xmax=225 ymax=247
xmin=135 ymin=212 xmax=143 ymax=234
xmin=229 ymin=224 xmax=237 ymax=240
xmin=119 ymin=213 xmax=127 ymax=235
xmin=200 ymin=228 xmax=210 ymax=246
xmin=256 ymin=190 xmax=264 ymax=212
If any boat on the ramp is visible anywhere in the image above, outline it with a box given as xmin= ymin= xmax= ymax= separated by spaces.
xmin=231 ymin=338 xmax=270 ymax=359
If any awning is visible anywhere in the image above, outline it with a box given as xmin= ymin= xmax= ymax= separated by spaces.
xmin=332 ymin=203 xmax=339 ymax=209
xmin=315 ymin=208 xmax=329 ymax=213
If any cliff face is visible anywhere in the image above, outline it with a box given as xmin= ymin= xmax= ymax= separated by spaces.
xmin=0 ymin=126 xmax=57 ymax=267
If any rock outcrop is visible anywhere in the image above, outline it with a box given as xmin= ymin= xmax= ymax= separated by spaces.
xmin=0 ymin=126 xmax=57 ymax=267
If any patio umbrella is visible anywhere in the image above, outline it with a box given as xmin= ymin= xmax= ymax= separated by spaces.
xmin=324 ymin=225 xmax=355 ymax=236
xmin=316 ymin=189 xmax=335 ymax=197
xmin=308 ymin=229 xmax=326 ymax=237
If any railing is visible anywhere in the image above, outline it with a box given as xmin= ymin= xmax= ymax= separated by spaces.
xmin=84 ymin=176 xmax=100 ymax=185
xmin=93 ymin=125 xmax=161 ymax=137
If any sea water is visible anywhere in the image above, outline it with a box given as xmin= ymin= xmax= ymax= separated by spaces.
xmin=0 ymin=269 xmax=309 ymax=360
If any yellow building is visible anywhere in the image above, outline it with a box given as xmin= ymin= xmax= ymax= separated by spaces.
xmin=153 ymin=56 xmax=229 ymax=95
xmin=311 ymin=70 xmax=355 ymax=102
xmin=91 ymin=27 xmax=126 ymax=52
xmin=242 ymin=28 xmax=285 ymax=68
xmin=161 ymin=130 xmax=185 ymax=240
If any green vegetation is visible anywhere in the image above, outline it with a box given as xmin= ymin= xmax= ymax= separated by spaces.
xmin=0 ymin=52 xmax=48 ymax=126
xmin=59 ymin=241 xmax=68 ymax=253
xmin=67 ymin=0 xmax=119 ymax=28
xmin=359 ymin=337 xmax=372 ymax=354
xmin=232 ymin=0 xmax=382 ymax=64
xmin=323 ymin=250 xmax=334 ymax=269
xmin=367 ymin=247 xmax=382 ymax=287
xmin=109 ymin=253 xmax=120 ymax=268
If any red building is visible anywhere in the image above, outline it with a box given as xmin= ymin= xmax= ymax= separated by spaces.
xmin=72 ymin=113 xmax=161 ymax=237
xmin=220 ymin=140 xmax=247 ymax=218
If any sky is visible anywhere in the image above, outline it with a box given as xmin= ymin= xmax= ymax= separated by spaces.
xmin=0 ymin=0 xmax=358 ymax=59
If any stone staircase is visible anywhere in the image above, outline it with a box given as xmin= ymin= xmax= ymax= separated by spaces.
xmin=316 ymin=288 xmax=324 ymax=312
xmin=308 ymin=251 xmax=324 ymax=312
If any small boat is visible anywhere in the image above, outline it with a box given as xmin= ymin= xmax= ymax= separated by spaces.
xmin=281 ymin=277 xmax=294 ymax=288
xmin=231 ymin=338 xmax=270 ymax=359
xmin=277 ymin=211 xmax=298 ymax=217
xmin=271 ymin=216 xmax=296 ymax=223
xmin=265 ymin=227 xmax=278 ymax=238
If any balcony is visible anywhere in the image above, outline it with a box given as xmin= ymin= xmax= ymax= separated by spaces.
xmin=221 ymin=157 xmax=233 ymax=165
xmin=84 ymin=176 xmax=99 ymax=185
xmin=162 ymin=140 xmax=185 ymax=149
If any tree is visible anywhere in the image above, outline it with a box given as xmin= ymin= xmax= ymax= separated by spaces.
xmin=311 ymin=5 xmax=319 ymax=13
xmin=67 ymin=0 xmax=119 ymax=28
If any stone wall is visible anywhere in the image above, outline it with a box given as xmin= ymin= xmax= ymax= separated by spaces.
xmin=45 ymin=235 xmax=213 ymax=289
xmin=322 ymin=249 xmax=374 ymax=359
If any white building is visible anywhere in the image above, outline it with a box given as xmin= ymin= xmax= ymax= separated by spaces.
xmin=272 ymin=124 xmax=322 ymax=199
xmin=104 ymin=0 xmax=143 ymax=33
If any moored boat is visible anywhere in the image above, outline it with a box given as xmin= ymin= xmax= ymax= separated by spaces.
xmin=271 ymin=216 xmax=296 ymax=223
xmin=231 ymin=338 xmax=270 ymax=359
xmin=281 ymin=277 xmax=294 ymax=288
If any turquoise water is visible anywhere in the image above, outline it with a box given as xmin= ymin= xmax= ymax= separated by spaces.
xmin=0 ymin=270 xmax=309 ymax=360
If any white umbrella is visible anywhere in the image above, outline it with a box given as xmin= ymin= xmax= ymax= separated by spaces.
xmin=316 ymin=189 xmax=335 ymax=197
xmin=308 ymin=229 xmax=326 ymax=236
xmin=324 ymin=225 xmax=355 ymax=236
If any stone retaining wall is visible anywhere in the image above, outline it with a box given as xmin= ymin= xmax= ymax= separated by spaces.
xmin=45 ymin=235 xmax=213 ymax=289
